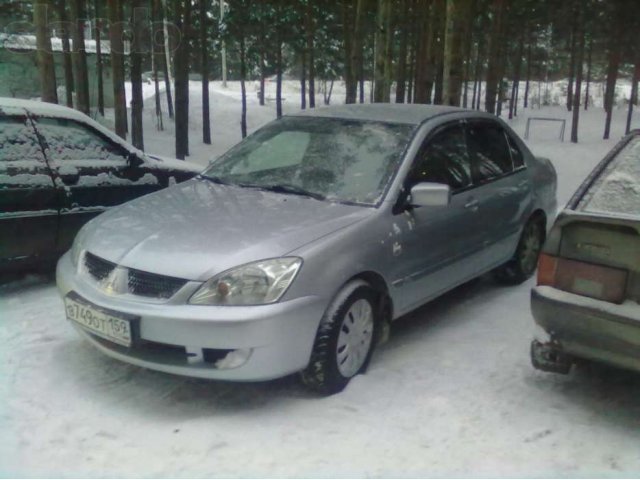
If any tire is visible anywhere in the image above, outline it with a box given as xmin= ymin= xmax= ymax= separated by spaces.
xmin=301 ymin=280 xmax=378 ymax=395
xmin=493 ymin=216 xmax=545 ymax=285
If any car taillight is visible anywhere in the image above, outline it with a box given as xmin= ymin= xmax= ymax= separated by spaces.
xmin=537 ymin=253 xmax=628 ymax=304
xmin=537 ymin=253 xmax=558 ymax=287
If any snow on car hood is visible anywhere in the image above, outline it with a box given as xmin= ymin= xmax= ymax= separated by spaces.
xmin=81 ymin=177 xmax=373 ymax=281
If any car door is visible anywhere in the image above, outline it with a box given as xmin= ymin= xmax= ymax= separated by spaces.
xmin=391 ymin=122 xmax=484 ymax=313
xmin=465 ymin=120 xmax=531 ymax=271
xmin=0 ymin=112 xmax=58 ymax=266
xmin=31 ymin=116 xmax=164 ymax=253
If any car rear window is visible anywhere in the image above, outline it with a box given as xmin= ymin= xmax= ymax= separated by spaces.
xmin=578 ymin=136 xmax=640 ymax=217
xmin=0 ymin=116 xmax=45 ymax=163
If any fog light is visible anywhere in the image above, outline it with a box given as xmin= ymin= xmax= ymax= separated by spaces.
xmin=203 ymin=348 xmax=252 ymax=369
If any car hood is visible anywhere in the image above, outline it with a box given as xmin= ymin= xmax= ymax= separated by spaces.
xmin=81 ymin=178 xmax=373 ymax=281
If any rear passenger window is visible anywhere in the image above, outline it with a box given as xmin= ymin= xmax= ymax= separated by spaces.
xmin=34 ymin=118 xmax=128 ymax=163
xmin=506 ymin=133 xmax=525 ymax=169
xmin=409 ymin=124 xmax=472 ymax=192
xmin=0 ymin=116 xmax=45 ymax=163
xmin=466 ymin=123 xmax=514 ymax=182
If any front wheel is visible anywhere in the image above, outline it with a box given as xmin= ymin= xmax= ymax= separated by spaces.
xmin=494 ymin=216 xmax=545 ymax=285
xmin=301 ymin=281 xmax=378 ymax=395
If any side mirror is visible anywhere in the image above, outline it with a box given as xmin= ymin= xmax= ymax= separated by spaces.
xmin=409 ymin=182 xmax=451 ymax=208
xmin=127 ymin=152 xmax=144 ymax=168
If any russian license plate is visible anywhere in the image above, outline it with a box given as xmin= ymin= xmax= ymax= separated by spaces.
xmin=65 ymin=295 xmax=133 ymax=347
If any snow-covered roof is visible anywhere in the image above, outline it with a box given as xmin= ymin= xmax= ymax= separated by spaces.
xmin=0 ymin=33 xmax=113 ymax=54
xmin=288 ymin=103 xmax=485 ymax=125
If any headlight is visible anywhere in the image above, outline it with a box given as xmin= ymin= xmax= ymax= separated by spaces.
xmin=189 ymin=258 xmax=302 ymax=306
xmin=70 ymin=229 xmax=87 ymax=268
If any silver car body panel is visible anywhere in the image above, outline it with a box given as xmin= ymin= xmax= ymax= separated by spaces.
xmin=57 ymin=106 xmax=557 ymax=381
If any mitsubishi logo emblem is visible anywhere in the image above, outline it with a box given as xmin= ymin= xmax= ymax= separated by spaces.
xmin=102 ymin=267 xmax=128 ymax=295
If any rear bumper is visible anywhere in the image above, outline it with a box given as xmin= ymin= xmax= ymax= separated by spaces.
xmin=56 ymin=252 xmax=327 ymax=381
xmin=531 ymin=286 xmax=640 ymax=373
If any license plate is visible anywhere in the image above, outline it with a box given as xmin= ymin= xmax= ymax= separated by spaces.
xmin=65 ymin=295 xmax=133 ymax=347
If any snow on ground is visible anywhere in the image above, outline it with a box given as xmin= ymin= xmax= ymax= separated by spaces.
xmin=2 ymin=82 xmax=640 ymax=477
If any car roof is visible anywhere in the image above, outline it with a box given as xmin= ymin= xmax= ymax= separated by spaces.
xmin=287 ymin=103 xmax=496 ymax=125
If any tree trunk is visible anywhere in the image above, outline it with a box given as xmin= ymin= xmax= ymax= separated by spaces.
xmin=442 ymin=0 xmax=466 ymax=106
xmin=276 ymin=38 xmax=283 ymax=118
xmin=201 ymin=0 xmax=211 ymax=144
xmin=160 ymin=0 xmax=174 ymax=119
xmin=523 ymin=34 xmax=532 ymax=108
xmin=495 ymin=31 xmax=508 ymax=117
xmin=350 ymin=0 xmax=366 ymax=103
xmin=472 ymin=17 xmax=485 ymax=110
xmin=584 ymin=36 xmax=592 ymax=110
xmin=626 ymin=53 xmax=640 ymax=135
xmin=108 ymin=0 xmax=127 ymax=138
xmin=151 ymin=0 xmax=163 ymax=131
xmin=484 ymin=0 xmax=505 ymax=114
xmin=395 ymin=0 xmax=409 ymax=103
xmin=300 ymin=48 xmax=307 ymax=110
xmin=373 ymin=0 xmax=392 ymax=102
xmin=174 ymin=0 xmax=192 ymax=159
xmin=130 ymin=0 xmax=145 ymax=150
xmin=508 ymin=29 xmax=524 ymax=119
xmin=413 ymin=0 xmax=430 ymax=103
xmin=94 ymin=0 xmax=104 ymax=115
xmin=70 ymin=0 xmax=90 ymax=114
xmin=343 ymin=0 xmax=355 ymax=103
xmin=240 ymin=33 xmax=247 ymax=138
xmin=407 ymin=18 xmax=416 ymax=104
xmin=35 ymin=1 xmax=58 ymax=104
xmin=57 ymin=0 xmax=74 ymax=107
xmin=570 ymin=3 xmax=584 ymax=143
xmin=603 ymin=31 xmax=621 ymax=139
xmin=306 ymin=0 xmax=316 ymax=108
xmin=461 ymin=0 xmax=475 ymax=108
xmin=259 ymin=1 xmax=266 ymax=106
xmin=432 ymin=0 xmax=446 ymax=104
xmin=566 ymin=22 xmax=576 ymax=111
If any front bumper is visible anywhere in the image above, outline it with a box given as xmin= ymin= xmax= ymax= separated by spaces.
xmin=531 ymin=286 xmax=640 ymax=373
xmin=56 ymin=253 xmax=327 ymax=381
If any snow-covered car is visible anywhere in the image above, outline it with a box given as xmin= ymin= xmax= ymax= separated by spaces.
xmin=531 ymin=130 xmax=640 ymax=375
xmin=0 ymin=98 xmax=200 ymax=271
xmin=57 ymin=104 xmax=557 ymax=394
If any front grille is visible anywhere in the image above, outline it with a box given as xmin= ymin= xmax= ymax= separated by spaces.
xmin=84 ymin=251 xmax=187 ymax=300
xmin=84 ymin=251 xmax=116 ymax=281
xmin=127 ymin=268 xmax=188 ymax=299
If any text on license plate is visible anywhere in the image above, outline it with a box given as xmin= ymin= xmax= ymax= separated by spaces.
xmin=65 ymin=297 xmax=132 ymax=347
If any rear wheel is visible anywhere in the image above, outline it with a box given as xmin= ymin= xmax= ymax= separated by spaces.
xmin=301 ymin=281 xmax=378 ymax=395
xmin=494 ymin=216 xmax=545 ymax=285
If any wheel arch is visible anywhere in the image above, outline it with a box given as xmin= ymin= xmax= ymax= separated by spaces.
xmin=344 ymin=270 xmax=394 ymax=323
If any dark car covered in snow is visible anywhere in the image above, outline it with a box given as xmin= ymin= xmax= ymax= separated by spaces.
xmin=0 ymin=98 xmax=200 ymax=271
xmin=531 ymin=130 xmax=640 ymax=375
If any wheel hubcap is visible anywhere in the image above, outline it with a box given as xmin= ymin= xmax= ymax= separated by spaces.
xmin=336 ymin=298 xmax=374 ymax=378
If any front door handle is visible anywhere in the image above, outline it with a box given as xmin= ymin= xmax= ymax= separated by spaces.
xmin=464 ymin=199 xmax=479 ymax=211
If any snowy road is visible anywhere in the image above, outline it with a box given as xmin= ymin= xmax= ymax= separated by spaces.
xmin=2 ymin=94 xmax=640 ymax=476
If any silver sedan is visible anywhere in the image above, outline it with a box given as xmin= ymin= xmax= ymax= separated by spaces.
xmin=57 ymin=104 xmax=557 ymax=394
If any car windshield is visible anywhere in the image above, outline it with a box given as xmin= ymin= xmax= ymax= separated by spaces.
xmin=202 ymin=116 xmax=414 ymax=205
xmin=578 ymin=136 xmax=640 ymax=217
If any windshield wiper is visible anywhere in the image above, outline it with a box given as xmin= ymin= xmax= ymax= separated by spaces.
xmin=245 ymin=183 xmax=326 ymax=201
xmin=198 ymin=174 xmax=231 ymax=185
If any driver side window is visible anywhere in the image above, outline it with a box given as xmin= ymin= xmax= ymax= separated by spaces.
xmin=408 ymin=124 xmax=472 ymax=192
